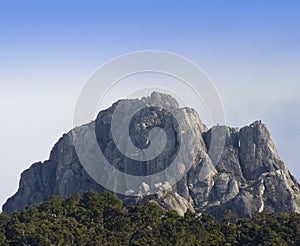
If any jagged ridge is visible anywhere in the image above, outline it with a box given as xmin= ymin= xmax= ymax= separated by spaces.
xmin=3 ymin=92 xmax=300 ymax=219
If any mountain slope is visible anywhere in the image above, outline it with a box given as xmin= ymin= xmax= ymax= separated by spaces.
xmin=3 ymin=92 xmax=300 ymax=219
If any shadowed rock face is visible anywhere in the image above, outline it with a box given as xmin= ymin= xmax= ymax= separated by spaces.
xmin=3 ymin=92 xmax=300 ymax=219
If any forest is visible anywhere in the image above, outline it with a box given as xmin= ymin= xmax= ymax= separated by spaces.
xmin=1 ymin=190 xmax=300 ymax=245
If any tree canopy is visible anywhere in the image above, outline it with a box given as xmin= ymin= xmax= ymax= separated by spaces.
xmin=0 ymin=190 xmax=299 ymax=245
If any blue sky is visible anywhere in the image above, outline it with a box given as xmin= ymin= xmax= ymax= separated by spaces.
xmin=1 ymin=1 xmax=300 ymax=208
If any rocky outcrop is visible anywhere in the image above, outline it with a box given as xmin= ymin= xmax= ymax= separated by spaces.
xmin=3 ymin=92 xmax=300 ymax=219
xmin=4 ymin=132 xmax=106 ymax=213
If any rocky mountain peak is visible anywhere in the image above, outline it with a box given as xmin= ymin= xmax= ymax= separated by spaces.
xmin=142 ymin=91 xmax=180 ymax=111
xmin=3 ymin=92 xmax=300 ymax=219
xmin=239 ymin=120 xmax=284 ymax=180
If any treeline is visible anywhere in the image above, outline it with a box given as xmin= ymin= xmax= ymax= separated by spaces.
xmin=0 ymin=190 xmax=300 ymax=245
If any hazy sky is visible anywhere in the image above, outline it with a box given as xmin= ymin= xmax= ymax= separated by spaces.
xmin=1 ymin=1 xmax=300 ymax=209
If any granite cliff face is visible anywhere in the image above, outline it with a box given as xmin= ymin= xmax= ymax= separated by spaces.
xmin=3 ymin=92 xmax=300 ymax=219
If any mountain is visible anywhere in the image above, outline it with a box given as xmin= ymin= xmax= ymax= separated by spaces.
xmin=3 ymin=92 xmax=300 ymax=219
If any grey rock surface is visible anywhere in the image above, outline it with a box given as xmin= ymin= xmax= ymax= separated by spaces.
xmin=3 ymin=92 xmax=300 ymax=219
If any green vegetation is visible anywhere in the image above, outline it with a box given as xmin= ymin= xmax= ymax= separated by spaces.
xmin=1 ymin=190 xmax=300 ymax=245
